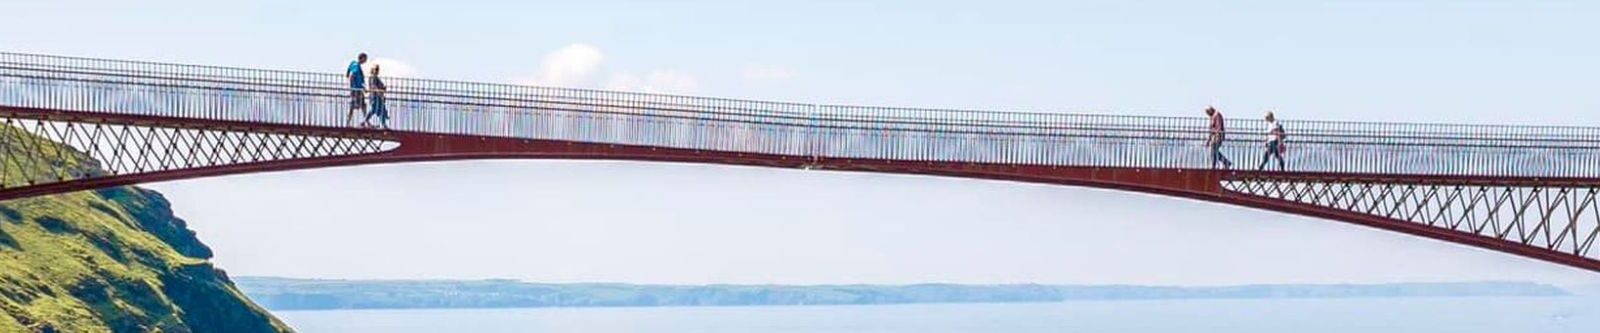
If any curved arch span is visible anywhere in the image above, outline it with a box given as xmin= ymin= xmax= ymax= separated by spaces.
xmin=2 ymin=106 xmax=1599 ymax=275
xmin=2 ymin=124 xmax=1596 ymax=274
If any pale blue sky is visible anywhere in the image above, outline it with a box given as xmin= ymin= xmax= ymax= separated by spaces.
xmin=3 ymin=0 xmax=1599 ymax=285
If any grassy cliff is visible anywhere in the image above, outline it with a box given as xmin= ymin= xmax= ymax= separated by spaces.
xmin=0 ymin=125 xmax=291 ymax=332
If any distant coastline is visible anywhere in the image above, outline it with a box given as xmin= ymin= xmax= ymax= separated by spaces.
xmin=235 ymin=277 xmax=1571 ymax=311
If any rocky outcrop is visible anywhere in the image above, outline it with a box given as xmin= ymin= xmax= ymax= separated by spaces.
xmin=0 ymin=125 xmax=291 ymax=332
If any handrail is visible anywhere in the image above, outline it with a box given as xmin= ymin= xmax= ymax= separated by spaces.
xmin=5 ymin=51 xmax=1600 ymax=131
xmin=4 ymin=68 xmax=1596 ymax=146
xmin=5 ymin=50 xmax=1600 ymax=178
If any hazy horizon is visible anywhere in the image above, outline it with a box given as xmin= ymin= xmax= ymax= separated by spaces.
xmin=231 ymin=275 xmax=1597 ymax=289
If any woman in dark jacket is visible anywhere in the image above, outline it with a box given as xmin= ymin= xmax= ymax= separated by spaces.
xmin=364 ymin=65 xmax=390 ymax=129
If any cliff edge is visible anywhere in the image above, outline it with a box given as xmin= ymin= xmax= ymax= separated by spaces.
xmin=0 ymin=125 xmax=290 ymax=332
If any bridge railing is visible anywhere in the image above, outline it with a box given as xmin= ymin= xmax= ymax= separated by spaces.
xmin=4 ymin=51 xmax=1600 ymax=177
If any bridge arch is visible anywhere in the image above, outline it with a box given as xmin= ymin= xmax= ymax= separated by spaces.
xmin=2 ymin=51 xmax=1600 ymax=273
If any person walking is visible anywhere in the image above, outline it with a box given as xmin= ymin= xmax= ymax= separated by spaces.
xmin=1257 ymin=111 xmax=1287 ymax=171
xmin=1206 ymin=106 xmax=1233 ymax=169
xmin=345 ymin=53 xmax=369 ymax=126
xmin=364 ymin=65 xmax=390 ymax=129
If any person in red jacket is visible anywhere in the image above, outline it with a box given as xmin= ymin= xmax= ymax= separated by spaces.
xmin=1206 ymin=106 xmax=1233 ymax=169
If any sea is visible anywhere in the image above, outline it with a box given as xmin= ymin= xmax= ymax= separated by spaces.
xmin=275 ymin=296 xmax=1600 ymax=332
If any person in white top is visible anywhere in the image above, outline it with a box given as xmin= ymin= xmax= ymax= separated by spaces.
xmin=1257 ymin=111 xmax=1286 ymax=171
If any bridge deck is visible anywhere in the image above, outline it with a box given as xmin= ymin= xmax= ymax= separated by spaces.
xmin=5 ymin=51 xmax=1600 ymax=179
xmin=3 ymin=51 xmax=1600 ymax=274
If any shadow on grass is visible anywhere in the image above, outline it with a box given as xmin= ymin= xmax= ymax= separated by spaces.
xmin=0 ymin=204 xmax=21 ymax=223
xmin=0 ymin=227 xmax=16 ymax=250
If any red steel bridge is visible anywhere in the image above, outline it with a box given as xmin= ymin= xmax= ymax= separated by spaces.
xmin=3 ymin=52 xmax=1600 ymax=272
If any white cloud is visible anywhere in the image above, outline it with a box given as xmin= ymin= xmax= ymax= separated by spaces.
xmin=531 ymin=44 xmax=605 ymax=86
xmin=367 ymin=58 xmax=418 ymax=78
xmin=740 ymin=64 xmax=797 ymax=84
xmin=607 ymin=70 xmax=699 ymax=94
xmin=516 ymin=43 xmax=697 ymax=94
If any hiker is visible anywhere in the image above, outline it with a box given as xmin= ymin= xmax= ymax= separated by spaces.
xmin=1257 ymin=111 xmax=1286 ymax=171
xmin=1206 ymin=106 xmax=1233 ymax=169
xmin=364 ymin=65 xmax=390 ymax=129
xmin=346 ymin=53 xmax=369 ymax=126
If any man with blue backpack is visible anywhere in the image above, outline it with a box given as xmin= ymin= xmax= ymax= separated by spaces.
xmin=345 ymin=53 xmax=369 ymax=126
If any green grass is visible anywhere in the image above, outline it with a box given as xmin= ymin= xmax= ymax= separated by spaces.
xmin=0 ymin=125 xmax=291 ymax=332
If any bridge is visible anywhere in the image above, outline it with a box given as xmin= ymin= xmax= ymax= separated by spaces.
xmin=2 ymin=52 xmax=1600 ymax=273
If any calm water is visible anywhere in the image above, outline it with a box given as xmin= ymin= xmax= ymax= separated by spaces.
xmin=276 ymin=297 xmax=1600 ymax=333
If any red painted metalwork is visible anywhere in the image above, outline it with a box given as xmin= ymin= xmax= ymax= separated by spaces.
xmin=7 ymin=50 xmax=1600 ymax=274
xmin=3 ymin=105 xmax=1599 ymax=274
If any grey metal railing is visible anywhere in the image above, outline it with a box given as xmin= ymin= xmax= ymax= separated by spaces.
xmin=2 ymin=51 xmax=1599 ymax=177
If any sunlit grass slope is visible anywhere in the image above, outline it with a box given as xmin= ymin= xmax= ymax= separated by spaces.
xmin=0 ymin=124 xmax=291 ymax=333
